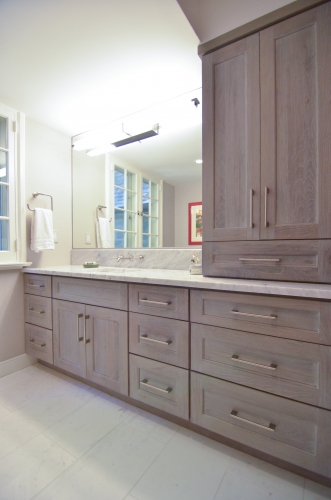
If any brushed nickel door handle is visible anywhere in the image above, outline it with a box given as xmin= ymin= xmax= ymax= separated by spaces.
xmin=140 ymin=335 xmax=172 ymax=346
xmin=264 ymin=186 xmax=269 ymax=227
xmin=27 ymin=284 xmax=45 ymax=288
xmin=231 ymin=355 xmax=277 ymax=370
xmin=29 ymin=339 xmax=46 ymax=348
xmin=250 ymin=189 xmax=254 ymax=228
xmin=140 ymin=299 xmax=172 ymax=306
xmin=84 ymin=315 xmax=90 ymax=344
xmin=230 ymin=410 xmax=276 ymax=432
xmin=239 ymin=258 xmax=280 ymax=262
xmin=29 ymin=309 xmax=45 ymax=315
xmin=77 ymin=313 xmax=84 ymax=342
xmin=140 ymin=379 xmax=172 ymax=394
xmin=231 ymin=310 xmax=277 ymax=320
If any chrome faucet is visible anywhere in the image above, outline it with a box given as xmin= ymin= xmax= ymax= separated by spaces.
xmin=116 ymin=254 xmax=144 ymax=262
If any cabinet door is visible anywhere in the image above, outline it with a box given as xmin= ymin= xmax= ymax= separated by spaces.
xmin=260 ymin=3 xmax=331 ymax=240
xmin=53 ymin=299 xmax=86 ymax=378
xmin=203 ymin=34 xmax=260 ymax=241
xmin=85 ymin=305 xmax=128 ymax=395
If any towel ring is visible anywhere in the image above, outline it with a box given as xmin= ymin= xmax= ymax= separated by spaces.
xmin=27 ymin=192 xmax=53 ymax=211
xmin=97 ymin=205 xmax=112 ymax=222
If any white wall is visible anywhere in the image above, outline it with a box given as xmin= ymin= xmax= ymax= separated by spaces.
xmin=177 ymin=0 xmax=297 ymax=43
xmin=0 ymin=271 xmax=25 ymax=363
xmin=175 ymin=180 xmax=202 ymax=248
xmin=163 ymin=182 xmax=175 ymax=247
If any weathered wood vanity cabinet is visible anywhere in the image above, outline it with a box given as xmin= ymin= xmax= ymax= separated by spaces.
xmin=202 ymin=2 xmax=331 ymax=282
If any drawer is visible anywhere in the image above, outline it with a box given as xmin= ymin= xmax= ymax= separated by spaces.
xmin=25 ymin=323 xmax=53 ymax=364
xmin=129 ymin=354 xmax=189 ymax=419
xmin=52 ymin=277 xmax=127 ymax=310
xmin=191 ymin=323 xmax=331 ymax=409
xmin=191 ymin=372 xmax=331 ymax=478
xmin=129 ymin=313 xmax=189 ymax=368
xmin=191 ymin=289 xmax=331 ymax=345
xmin=129 ymin=284 xmax=188 ymax=320
xmin=24 ymin=274 xmax=52 ymax=297
xmin=25 ymin=294 xmax=52 ymax=329
xmin=203 ymin=240 xmax=331 ymax=283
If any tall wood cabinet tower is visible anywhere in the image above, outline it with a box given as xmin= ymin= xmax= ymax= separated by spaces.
xmin=202 ymin=1 xmax=331 ymax=283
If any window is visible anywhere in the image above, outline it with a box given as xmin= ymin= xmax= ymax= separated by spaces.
xmin=0 ymin=103 xmax=25 ymax=266
xmin=142 ymin=178 xmax=159 ymax=248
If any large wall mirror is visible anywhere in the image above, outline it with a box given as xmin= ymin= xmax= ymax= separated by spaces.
xmin=72 ymin=89 xmax=202 ymax=249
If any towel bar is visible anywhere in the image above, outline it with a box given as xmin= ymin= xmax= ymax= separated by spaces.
xmin=27 ymin=192 xmax=53 ymax=211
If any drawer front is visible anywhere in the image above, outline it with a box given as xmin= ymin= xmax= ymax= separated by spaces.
xmin=129 ymin=284 xmax=189 ymax=320
xmin=129 ymin=354 xmax=189 ymax=419
xmin=191 ymin=289 xmax=331 ymax=345
xmin=191 ymin=372 xmax=331 ymax=477
xmin=25 ymin=323 xmax=53 ymax=364
xmin=129 ymin=313 xmax=189 ymax=368
xmin=192 ymin=323 xmax=331 ymax=409
xmin=25 ymin=294 xmax=52 ymax=329
xmin=203 ymin=240 xmax=331 ymax=283
xmin=24 ymin=274 xmax=52 ymax=297
xmin=53 ymin=277 xmax=127 ymax=310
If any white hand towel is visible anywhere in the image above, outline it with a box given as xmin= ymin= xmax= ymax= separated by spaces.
xmin=31 ymin=208 xmax=55 ymax=253
xmin=97 ymin=217 xmax=111 ymax=248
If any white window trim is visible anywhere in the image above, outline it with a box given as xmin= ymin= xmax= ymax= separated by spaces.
xmin=0 ymin=103 xmax=30 ymax=270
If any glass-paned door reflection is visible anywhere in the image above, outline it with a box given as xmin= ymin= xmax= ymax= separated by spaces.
xmin=0 ymin=115 xmax=9 ymax=251
xmin=142 ymin=178 xmax=159 ymax=248
xmin=114 ymin=166 xmax=137 ymax=248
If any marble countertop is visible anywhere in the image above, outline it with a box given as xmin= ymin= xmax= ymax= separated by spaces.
xmin=23 ymin=265 xmax=331 ymax=299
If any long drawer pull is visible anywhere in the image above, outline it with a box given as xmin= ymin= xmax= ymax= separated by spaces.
xmin=231 ymin=355 xmax=277 ymax=370
xmin=27 ymin=284 xmax=45 ymax=288
xmin=249 ymin=188 xmax=254 ymax=228
xmin=29 ymin=309 xmax=45 ymax=315
xmin=239 ymin=258 xmax=280 ymax=262
xmin=230 ymin=410 xmax=276 ymax=432
xmin=29 ymin=339 xmax=46 ymax=348
xmin=140 ymin=299 xmax=172 ymax=306
xmin=265 ymin=186 xmax=269 ymax=227
xmin=77 ymin=313 xmax=84 ymax=342
xmin=84 ymin=315 xmax=90 ymax=344
xmin=231 ymin=310 xmax=277 ymax=320
xmin=140 ymin=335 xmax=172 ymax=346
xmin=140 ymin=379 xmax=172 ymax=394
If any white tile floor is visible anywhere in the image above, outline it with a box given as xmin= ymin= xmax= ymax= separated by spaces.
xmin=0 ymin=364 xmax=330 ymax=500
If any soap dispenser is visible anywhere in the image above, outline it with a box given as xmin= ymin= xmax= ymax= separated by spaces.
xmin=189 ymin=253 xmax=202 ymax=275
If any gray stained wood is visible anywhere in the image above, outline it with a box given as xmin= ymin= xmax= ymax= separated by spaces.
xmin=53 ymin=299 xmax=86 ymax=378
xmin=24 ymin=274 xmax=52 ymax=297
xmin=191 ymin=323 xmax=331 ymax=409
xmin=129 ymin=312 xmax=189 ymax=369
xmin=25 ymin=323 xmax=53 ymax=364
xmin=202 ymin=240 xmax=331 ymax=283
xmin=203 ymin=34 xmax=260 ymax=242
xmin=24 ymin=294 xmax=52 ymax=330
xmin=190 ymin=289 xmax=331 ymax=345
xmin=129 ymin=284 xmax=189 ymax=321
xmin=260 ymin=4 xmax=331 ymax=240
xmin=191 ymin=372 xmax=331 ymax=478
xmin=85 ymin=305 xmax=128 ymax=395
xmin=129 ymin=354 xmax=189 ymax=419
xmin=52 ymin=276 xmax=128 ymax=310
xmin=198 ymin=0 xmax=329 ymax=56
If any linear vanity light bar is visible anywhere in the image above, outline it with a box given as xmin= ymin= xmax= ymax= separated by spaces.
xmin=112 ymin=124 xmax=159 ymax=148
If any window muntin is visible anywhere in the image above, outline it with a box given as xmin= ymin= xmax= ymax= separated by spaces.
xmin=114 ymin=166 xmax=137 ymax=248
xmin=0 ymin=114 xmax=10 ymax=253
xmin=142 ymin=178 xmax=159 ymax=248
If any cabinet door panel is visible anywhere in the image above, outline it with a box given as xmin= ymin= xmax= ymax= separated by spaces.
xmin=85 ymin=305 xmax=128 ymax=395
xmin=260 ymin=3 xmax=331 ymax=239
xmin=53 ymin=299 xmax=86 ymax=378
xmin=203 ymin=34 xmax=260 ymax=241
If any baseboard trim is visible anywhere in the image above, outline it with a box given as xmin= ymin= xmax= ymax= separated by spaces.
xmin=0 ymin=353 xmax=37 ymax=378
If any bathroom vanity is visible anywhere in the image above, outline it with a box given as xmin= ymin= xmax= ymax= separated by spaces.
xmin=24 ymin=266 xmax=331 ymax=484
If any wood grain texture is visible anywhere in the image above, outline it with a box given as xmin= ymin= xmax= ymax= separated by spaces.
xmin=129 ymin=354 xmax=189 ymax=419
xmin=24 ymin=274 xmax=52 ymax=297
xmin=260 ymin=4 xmax=331 ymax=240
xmin=198 ymin=0 xmax=329 ymax=56
xmin=202 ymin=240 xmax=331 ymax=283
xmin=24 ymin=294 xmax=52 ymax=330
xmin=53 ymin=299 xmax=86 ymax=378
xmin=129 ymin=312 xmax=189 ymax=368
xmin=129 ymin=283 xmax=189 ymax=320
xmin=191 ymin=323 xmax=331 ymax=409
xmin=25 ymin=323 xmax=53 ymax=364
xmin=85 ymin=305 xmax=128 ymax=395
xmin=191 ymin=372 xmax=331 ymax=477
xmin=52 ymin=276 xmax=128 ymax=310
xmin=190 ymin=289 xmax=331 ymax=345
xmin=203 ymin=34 xmax=260 ymax=242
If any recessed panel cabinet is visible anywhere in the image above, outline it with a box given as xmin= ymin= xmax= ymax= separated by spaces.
xmin=203 ymin=3 xmax=331 ymax=282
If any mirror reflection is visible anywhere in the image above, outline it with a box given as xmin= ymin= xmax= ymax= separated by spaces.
xmin=72 ymin=89 xmax=202 ymax=249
